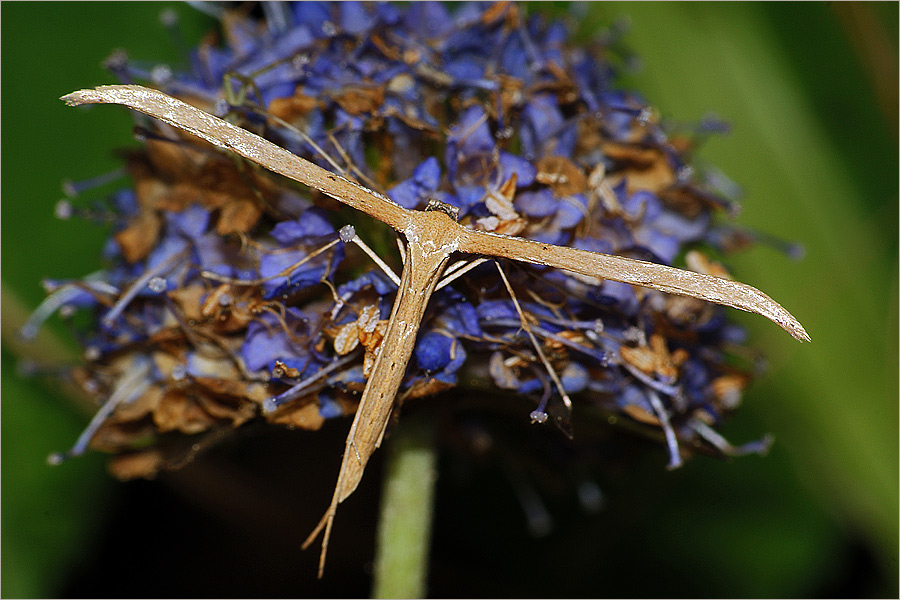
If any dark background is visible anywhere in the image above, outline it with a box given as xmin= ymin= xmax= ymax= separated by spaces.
xmin=3 ymin=2 xmax=897 ymax=597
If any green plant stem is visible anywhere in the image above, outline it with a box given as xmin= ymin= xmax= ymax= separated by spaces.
xmin=372 ymin=413 xmax=437 ymax=599
xmin=0 ymin=283 xmax=93 ymax=412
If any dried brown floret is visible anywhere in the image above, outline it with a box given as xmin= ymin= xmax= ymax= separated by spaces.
xmin=332 ymin=86 xmax=385 ymax=116
xmin=268 ymin=398 xmax=326 ymax=430
xmin=107 ymin=449 xmax=165 ymax=481
xmin=267 ymin=89 xmax=318 ymax=122
xmin=216 ymin=198 xmax=262 ymax=235
xmin=619 ymin=333 xmax=688 ymax=381
xmin=114 ymin=211 xmax=161 ymax=263
xmin=535 ymin=156 xmax=588 ymax=196
xmin=153 ymin=389 xmax=217 ymax=434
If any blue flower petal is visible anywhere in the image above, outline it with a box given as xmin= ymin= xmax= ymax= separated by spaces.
xmin=554 ymin=122 xmax=579 ymax=158
xmin=653 ymin=210 xmax=709 ymax=242
xmin=445 ymin=57 xmax=485 ymax=82
xmin=146 ymin=236 xmax=190 ymax=270
xmin=634 ymin=230 xmax=680 ymax=264
xmin=318 ymin=394 xmax=344 ymax=419
xmin=389 ymin=157 xmax=441 ymax=208
xmin=194 ymin=233 xmax=236 ymax=278
xmin=598 ymin=280 xmax=639 ymax=316
xmin=291 ymin=2 xmax=332 ymax=33
xmin=522 ymin=93 xmax=564 ymax=156
xmin=617 ymin=384 xmax=653 ymax=414
xmin=260 ymin=248 xmax=330 ymax=298
xmin=448 ymin=105 xmax=494 ymax=158
xmin=530 ymin=228 xmax=567 ymax=245
xmin=440 ymin=300 xmax=482 ymax=337
xmin=273 ymin=25 xmax=315 ymax=57
xmin=573 ymin=236 xmax=615 ymax=255
xmin=516 ymin=188 xmax=557 ymax=218
xmin=404 ymin=2 xmax=451 ymax=38
xmin=340 ymin=2 xmax=370 ymax=35
xmin=498 ymin=152 xmax=537 ymax=187
xmin=388 ymin=179 xmax=423 ymax=209
xmin=476 ymin=300 xmax=519 ymax=322
xmin=500 ymin=31 xmax=529 ymax=78
xmin=374 ymin=3 xmax=402 ymax=26
xmin=553 ymin=194 xmax=588 ymax=229
xmin=241 ymin=307 xmax=311 ymax=372
xmin=444 ymin=341 xmax=467 ymax=374
xmin=414 ymin=156 xmax=441 ymax=189
xmin=561 ymin=362 xmax=588 ymax=394
xmin=337 ymin=270 xmax=397 ymax=296
xmin=454 ymin=185 xmax=485 ymax=208
xmin=167 ymin=204 xmax=210 ymax=239
xmin=270 ymin=208 xmax=335 ymax=245
xmin=112 ymin=189 xmax=139 ymax=216
xmin=415 ymin=331 xmax=453 ymax=372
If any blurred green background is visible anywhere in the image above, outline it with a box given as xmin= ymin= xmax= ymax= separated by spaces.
xmin=2 ymin=2 xmax=897 ymax=597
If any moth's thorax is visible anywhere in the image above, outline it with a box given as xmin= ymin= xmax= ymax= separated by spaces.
xmin=403 ymin=210 xmax=462 ymax=261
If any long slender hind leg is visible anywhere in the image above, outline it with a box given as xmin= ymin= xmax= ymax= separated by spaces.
xmin=301 ymin=397 xmax=394 ymax=578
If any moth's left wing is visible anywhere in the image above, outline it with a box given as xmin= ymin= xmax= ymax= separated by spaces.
xmin=458 ymin=227 xmax=809 ymax=342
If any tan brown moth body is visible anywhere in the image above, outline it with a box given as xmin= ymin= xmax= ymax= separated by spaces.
xmin=63 ymin=85 xmax=809 ymax=577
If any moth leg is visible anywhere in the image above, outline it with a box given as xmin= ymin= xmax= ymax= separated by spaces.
xmin=494 ymin=260 xmax=574 ymax=415
xmin=301 ymin=427 xmax=357 ymax=578
xmin=301 ymin=500 xmax=338 ymax=579
xmin=435 ymin=257 xmax=489 ymax=291
xmin=396 ymin=235 xmax=407 ymax=263
xmin=342 ymin=226 xmax=401 ymax=286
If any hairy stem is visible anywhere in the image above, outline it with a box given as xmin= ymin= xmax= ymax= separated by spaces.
xmin=372 ymin=413 xmax=438 ymax=599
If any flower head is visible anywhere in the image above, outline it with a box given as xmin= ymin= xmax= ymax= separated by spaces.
xmin=31 ymin=1 xmax=792 ymax=481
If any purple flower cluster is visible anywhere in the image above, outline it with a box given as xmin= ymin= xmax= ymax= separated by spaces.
xmin=32 ymin=2 xmax=772 ymax=478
